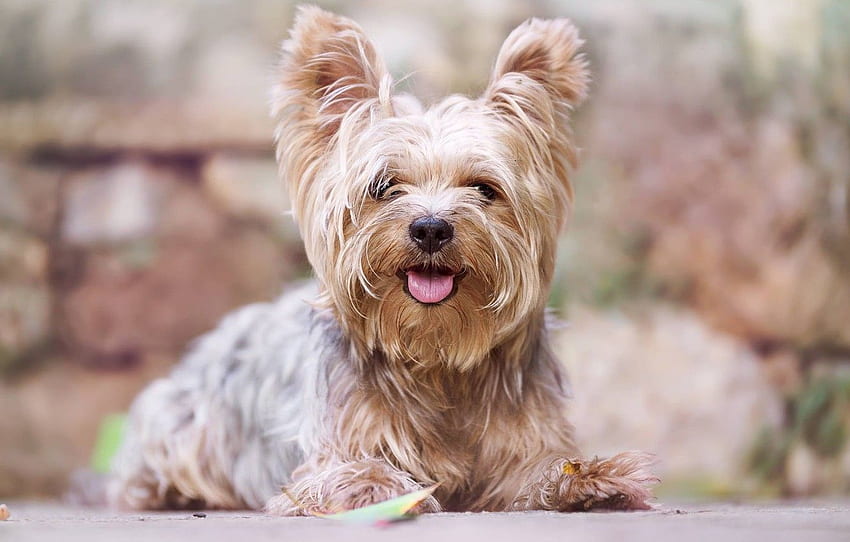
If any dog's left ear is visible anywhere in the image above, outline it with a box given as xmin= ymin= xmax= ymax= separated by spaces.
xmin=484 ymin=18 xmax=589 ymax=132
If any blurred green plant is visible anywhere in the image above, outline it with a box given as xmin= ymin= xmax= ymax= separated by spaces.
xmin=748 ymin=371 xmax=850 ymax=492
xmin=91 ymin=413 xmax=127 ymax=474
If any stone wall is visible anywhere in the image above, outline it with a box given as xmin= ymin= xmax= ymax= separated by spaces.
xmin=1 ymin=0 xmax=848 ymax=499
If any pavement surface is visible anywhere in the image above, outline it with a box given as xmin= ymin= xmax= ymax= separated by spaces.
xmin=2 ymin=500 xmax=849 ymax=542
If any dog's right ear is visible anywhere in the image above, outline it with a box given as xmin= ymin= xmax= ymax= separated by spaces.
xmin=272 ymin=6 xmax=392 ymax=191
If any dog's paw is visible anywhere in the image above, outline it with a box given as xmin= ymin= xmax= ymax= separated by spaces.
xmin=265 ymin=491 xmax=307 ymax=516
xmin=513 ymin=451 xmax=658 ymax=512
xmin=264 ymin=458 xmax=440 ymax=516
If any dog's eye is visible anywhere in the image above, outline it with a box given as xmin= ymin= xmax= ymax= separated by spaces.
xmin=370 ymin=175 xmax=401 ymax=200
xmin=471 ymin=182 xmax=498 ymax=202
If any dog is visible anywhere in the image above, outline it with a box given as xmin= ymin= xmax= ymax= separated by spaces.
xmin=107 ymin=5 xmax=657 ymax=514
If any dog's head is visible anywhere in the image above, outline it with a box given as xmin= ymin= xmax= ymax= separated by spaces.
xmin=273 ymin=6 xmax=588 ymax=370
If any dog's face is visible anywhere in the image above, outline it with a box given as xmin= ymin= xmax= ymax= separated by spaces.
xmin=273 ymin=7 xmax=588 ymax=370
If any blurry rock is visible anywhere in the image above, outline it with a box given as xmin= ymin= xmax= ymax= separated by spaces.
xmin=0 ymin=0 xmax=279 ymax=153
xmin=59 ymin=175 xmax=294 ymax=367
xmin=787 ymin=437 xmax=850 ymax=498
xmin=786 ymin=443 xmax=819 ymax=495
xmin=202 ymin=154 xmax=286 ymax=224
xmin=559 ymin=304 xmax=783 ymax=488
xmin=41 ymin=152 xmax=306 ymax=372
xmin=761 ymin=348 xmax=803 ymax=397
xmin=62 ymin=159 xmax=244 ymax=247
xmin=843 ymin=442 xmax=850 ymax=491
xmin=154 ymin=170 xmax=224 ymax=242
xmin=0 ymin=230 xmax=51 ymax=372
xmin=0 ymin=0 xmax=283 ymax=103
xmin=0 ymin=230 xmax=48 ymax=282
xmin=743 ymin=0 xmax=822 ymax=85
xmin=62 ymin=162 xmax=163 ymax=246
xmin=0 ymin=160 xmax=60 ymax=237
xmin=0 ymin=100 xmax=272 ymax=154
xmin=606 ymin=112 xmax=850 ymax=352
xmin=0 ymin=284 xmax=51 ymax=371
xmin=55 ymin=158 xmax=298 ymax=368
xmin=573 ymin=0 xmax=850 ymax=355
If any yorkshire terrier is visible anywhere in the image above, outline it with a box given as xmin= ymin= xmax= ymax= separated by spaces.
xmin=108 ymin=5 xmax=657 ymax=514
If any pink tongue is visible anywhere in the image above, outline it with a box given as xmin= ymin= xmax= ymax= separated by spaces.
xmin=406 ymin=270 xmax=455 ymax=304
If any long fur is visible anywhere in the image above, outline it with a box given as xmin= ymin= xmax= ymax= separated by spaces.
xmin=108 ymin=5 xmax=657 ymax=514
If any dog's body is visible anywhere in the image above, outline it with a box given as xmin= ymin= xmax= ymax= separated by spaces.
xmin=111 ymin=282 xmax=583 ymax=512
xmin=108 ymin=6 xmax=656 ymax=514
xmin=111 ymin=284 xmax=322 ymax=510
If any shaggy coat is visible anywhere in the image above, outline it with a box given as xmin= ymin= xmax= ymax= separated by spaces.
xmin=109 ymin=6 xmax=656 ymax=514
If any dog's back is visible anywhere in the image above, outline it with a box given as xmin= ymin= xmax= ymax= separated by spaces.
xmin=107 ymin=282 xmax=330 ymax=509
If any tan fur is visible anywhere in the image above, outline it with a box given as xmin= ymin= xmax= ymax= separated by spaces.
xmin=273 ymin=7 xmax=585 ymax=372
xmin=108 ymin=5 xmax=657 ymax=514
xmin=265 ymin=6 xmax=654 ymax=514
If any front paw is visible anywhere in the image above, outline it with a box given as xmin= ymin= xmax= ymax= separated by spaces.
xmin=514 ymin=451 xmax=658 ymax=512
xmin=265 ymin=491 xmax=307 ymax=516
xmin=265 ymin=459 xmax=441 ymax=516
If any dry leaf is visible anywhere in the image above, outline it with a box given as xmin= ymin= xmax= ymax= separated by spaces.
xmin=562 ymin=460 xmax=582 ymax=475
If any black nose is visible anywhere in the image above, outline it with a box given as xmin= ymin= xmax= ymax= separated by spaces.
xmin=409 ymin=216 xmax=454 ymax=254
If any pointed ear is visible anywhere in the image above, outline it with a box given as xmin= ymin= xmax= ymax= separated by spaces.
xmin=272 ymin=6 xmax=392 ymax=168
xmin=484 ymin=18 xmax=589 ymax=130
xmin=484 ymin=19 xmax=589 ymax=219
xmin=274 ymin=6 xmax=392 ymax=129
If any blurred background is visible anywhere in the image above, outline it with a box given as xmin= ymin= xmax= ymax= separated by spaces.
xmin=1 ymin=0 xmax=849 ymax=502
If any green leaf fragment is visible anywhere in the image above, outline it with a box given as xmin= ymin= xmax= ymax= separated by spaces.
xmin=91 ymin=413 xmax=127 ymax=474
xmin=317 ymin=484 xmax=439 ymax=525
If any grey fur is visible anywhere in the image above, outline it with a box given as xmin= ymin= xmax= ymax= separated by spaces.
xmin=110 ymin=282 xmax=335 ymax=509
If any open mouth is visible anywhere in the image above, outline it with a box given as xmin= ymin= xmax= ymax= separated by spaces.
xmin=399 ymin=265 xmax=462 ymax=304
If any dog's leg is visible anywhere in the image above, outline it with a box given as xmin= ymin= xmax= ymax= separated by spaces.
xmin=107 ymin=377 xmax=246 ymax=510
xmin=265 ymin=457 xmax=441 ymax=516
xmin=510 ymin=451 xmax=657 ymax=511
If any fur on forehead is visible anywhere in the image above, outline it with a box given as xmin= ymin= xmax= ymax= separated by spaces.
xmin=272 ymin=5 xmax=589 ymax=221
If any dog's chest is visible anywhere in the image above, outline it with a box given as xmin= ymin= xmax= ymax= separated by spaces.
xmin=389 ymin=400 xmax=533 ymax=511
xmin=333 ymin=381 xmax=486 ymax=482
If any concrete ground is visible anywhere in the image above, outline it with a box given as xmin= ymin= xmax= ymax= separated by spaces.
xmin=3 ymin=500 xmax=849 ymax=542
